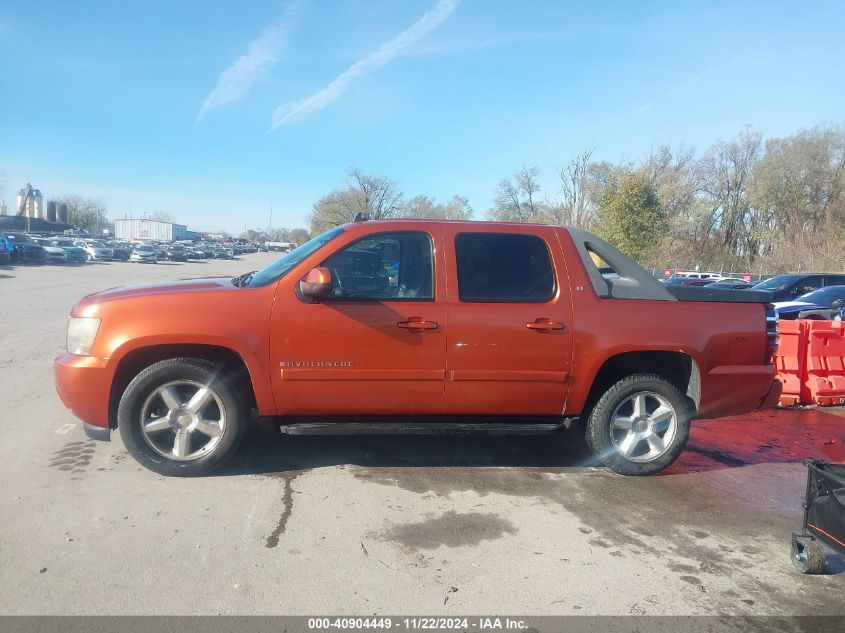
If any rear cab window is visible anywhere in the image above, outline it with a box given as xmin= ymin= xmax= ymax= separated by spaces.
xmin=454 ymin=233 xmax=556 ymax=303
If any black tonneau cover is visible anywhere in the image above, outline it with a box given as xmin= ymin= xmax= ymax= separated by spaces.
xmin=666 ymin=285 xmax=774 ymax=304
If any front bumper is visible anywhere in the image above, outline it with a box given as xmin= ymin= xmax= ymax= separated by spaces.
xmin=54 ymin=352 xmax=112 ymax=430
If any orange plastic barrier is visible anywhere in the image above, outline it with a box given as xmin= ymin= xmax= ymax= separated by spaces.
xmin=774 ymin=320 xmax=809 ymax=406
xmin=804 ymin=320 xmax=845 ymax=406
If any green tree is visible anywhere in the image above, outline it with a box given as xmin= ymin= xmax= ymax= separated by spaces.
xmin=592 ymin=171 xmax=666 ymax=262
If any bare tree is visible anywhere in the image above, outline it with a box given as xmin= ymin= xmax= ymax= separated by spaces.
xmin=347 ymin=169 xmax=404 ymax=220
xmin=698 ymin=128 xmax=763 ymax=261
xmin=551 ymin=148 xmax=595 ymax=228
xmin=148 ymin=210 xmax=174 ymax=223
xmin=401 ymin=194 xmax=473 ymax=220
xmin=54 ymin=195 xmax=108 ymax=233
xmin=489 ymin=166 xmax=544 ymax=222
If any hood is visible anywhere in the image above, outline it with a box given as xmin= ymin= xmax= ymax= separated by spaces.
xmin=73 ymin=277 xmax=237 ymax=314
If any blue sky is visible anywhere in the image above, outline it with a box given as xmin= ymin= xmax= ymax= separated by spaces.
xmin=1 ymin=0 xmax=844 ymax=233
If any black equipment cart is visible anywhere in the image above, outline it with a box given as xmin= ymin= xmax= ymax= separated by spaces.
xmin=791 ymin=459 xmax=845 ymax=574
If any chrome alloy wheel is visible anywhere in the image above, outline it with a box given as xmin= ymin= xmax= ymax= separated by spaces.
xmin=610 ymin=391 xmax=678 ymax=463
xmin=139 ymin=380 xmax=227 ymax=461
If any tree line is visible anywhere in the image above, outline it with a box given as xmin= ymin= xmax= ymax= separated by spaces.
xmin=305 ymin=123 xmax=845 ymax=273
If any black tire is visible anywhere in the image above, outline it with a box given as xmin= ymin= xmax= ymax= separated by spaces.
xmin=792 ymin=537 xmax=826 ymax=574
xmin=117 ymin=358 xmax=247 ymax=476
xmin=585 ymin=373 xmax=692 ymax=476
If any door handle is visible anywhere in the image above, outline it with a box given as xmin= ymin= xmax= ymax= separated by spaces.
xmin=526 ymin=318 xmax=566 ymax=332
xmin=398 ymin=318 xmax=439 ymax=331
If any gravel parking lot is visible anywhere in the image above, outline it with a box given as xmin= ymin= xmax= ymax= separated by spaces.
xmin=0 ymin=255 xmax=844 ymax=616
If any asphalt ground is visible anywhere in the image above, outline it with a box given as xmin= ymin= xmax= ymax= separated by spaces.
xmin=0 ymin=253 xmax=843 ymax=616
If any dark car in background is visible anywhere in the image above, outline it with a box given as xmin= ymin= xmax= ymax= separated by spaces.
xmin=165 ymin=244 xmax=188 ymax=262
xmin=751 ymin=273 xmax=845 ymax=302
xmin=774 ymin=286 xmax=845 ymax=319
xmin=0 ymin=243 xmax=10 ymax=265
xmin=2 ymin=232 xmax=47 ymax=264
xmin=107 ymin=241 xmax=131 ymax=261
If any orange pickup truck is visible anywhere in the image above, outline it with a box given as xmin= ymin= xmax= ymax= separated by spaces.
xmin=54 ymin=220 xmax=781 ymax=476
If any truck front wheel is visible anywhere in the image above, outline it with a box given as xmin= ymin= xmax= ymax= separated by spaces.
xmin=585 ymin=373 xmax=691 ymax=476
xmin=117 ymin=358 xmax=247 ymax=476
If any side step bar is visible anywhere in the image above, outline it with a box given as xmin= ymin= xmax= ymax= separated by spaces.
xmin=276 ymin=421 xmax=568 ymax=436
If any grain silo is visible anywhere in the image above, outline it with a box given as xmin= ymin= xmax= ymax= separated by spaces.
xmin=58 ymin=203 xmax=69 ymax=224
xmin=47 ymin=200 xmax=57 ymax=222
xmin=32 ymin=190 xmax=43 ymax=219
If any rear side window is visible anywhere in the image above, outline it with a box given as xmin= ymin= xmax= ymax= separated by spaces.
xmin=455 ymin=233 xmax=555 ymax=302
xmin=824 ymin=275 xmax=845 ymax=287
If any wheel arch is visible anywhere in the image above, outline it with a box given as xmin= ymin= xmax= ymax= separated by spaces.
xmin=108 ymin=344 xmax=258 ymax=429
xmin=578 ymin=350 xmax=700 ymax=419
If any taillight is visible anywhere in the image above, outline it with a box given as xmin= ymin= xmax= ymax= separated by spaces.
xmin=765 ymin=304 xmax=779 ymax=363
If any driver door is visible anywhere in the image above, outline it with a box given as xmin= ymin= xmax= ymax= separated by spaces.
xmin=269 ymin=228 xmax=447 ymax=415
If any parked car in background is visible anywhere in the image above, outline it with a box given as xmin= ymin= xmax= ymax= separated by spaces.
xmin=661 ymin=277 xmax=714 ymax=287
xmin=130 ymin=244 xmax=158 ymax=263
xmin=664 ymin=271 xmax=723 ymax=282
xmin=212 ymin=246 xmax=231 ymax=259
xmin=706 ymin=280 xmax=755 ymax=290
xmin=153 ymin=243 xmax=168 ymax=259
xmin=0 ymin=243 xmax=11 ymax=265
xmin=32 ymin=238 xmax=69 ymax=264
xmin=774 ymin=286 xmax=845 ymax=319
xmin=751 ymin=274 xmax=845 ymax=302
xmin=165 ymin=244 xmax=188 ymax=262
xmin=75 ymin=240 xmax=113 ymax=261
xmin=107 ymin=242 xmax=131 ymax=261
xmin=50 ymin=238 xmax=89 ymax=264
xmin=3 ymin=232 xmax=47 ymax=264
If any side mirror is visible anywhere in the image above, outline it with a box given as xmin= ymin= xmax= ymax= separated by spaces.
xmin=300 ymin=267 xmax=332 ymax=299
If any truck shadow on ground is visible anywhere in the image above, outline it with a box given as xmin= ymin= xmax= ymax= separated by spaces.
xmin=217 ymin=407 xmax=845 ymax=477
xmin=220 ymin=427 xmax=595 ymax=476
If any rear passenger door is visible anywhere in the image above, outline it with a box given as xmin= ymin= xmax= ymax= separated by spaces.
xmin=442 ymin=225 xmax=573 ymax=415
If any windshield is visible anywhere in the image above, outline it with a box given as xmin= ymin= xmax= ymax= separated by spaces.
xmin=246 ymin=226 xmax=346 ymax=288
xmin=135 ymin=245 xmax=154 ymax=252
xmin=796 ymin=286 xmax=845 ymax=303
xmin=89 ymin=241 xmax=107 ymax=248
xmin=753 ymin=275 xmax=800 ymax=291
xmin=54 ymin=240 xmax=75 ymax=247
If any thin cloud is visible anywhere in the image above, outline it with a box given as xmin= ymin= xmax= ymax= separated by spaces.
xmin=197 ymin=0 xmax=303 ymax=122
xmin=270 ymin=0 xmax=461 ymax=129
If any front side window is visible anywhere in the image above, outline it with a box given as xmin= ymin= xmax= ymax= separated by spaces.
xmin=248 ymin=226 xmax=346 ymax=288
xmin=322 ymin=231 xmax=434 ymax=301
xmin=455 ymin=233 xmax=556 ymax=303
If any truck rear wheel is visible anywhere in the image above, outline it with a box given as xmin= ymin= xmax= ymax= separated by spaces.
xmin=117 ymin=358 xmax=247 ymax=476
xmin=585 ymin=373 xmax=691 ymax=475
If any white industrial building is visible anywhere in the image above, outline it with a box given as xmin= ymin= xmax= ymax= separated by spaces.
xmin=114 ymin=218 xmax=197 ymax=241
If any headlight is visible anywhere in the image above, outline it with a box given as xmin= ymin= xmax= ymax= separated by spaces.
xmin=66 ymin=317 xmax=101 ymax=356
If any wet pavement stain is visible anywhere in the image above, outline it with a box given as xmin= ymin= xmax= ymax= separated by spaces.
xmin=264 ymin=470 xmax=301 ymax=548
xmin=372 ymin=510 xmax=516 ymax=550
